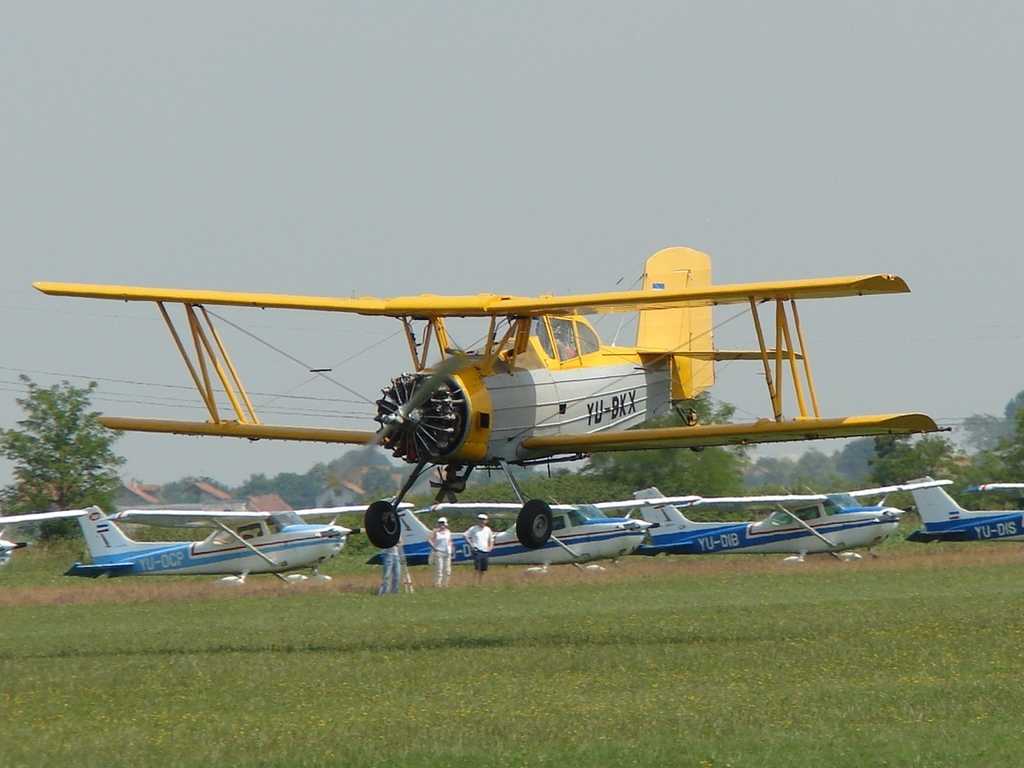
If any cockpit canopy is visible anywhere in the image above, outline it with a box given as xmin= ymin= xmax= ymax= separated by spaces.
xmin=532 ymin=316 xmax=602 ymax=362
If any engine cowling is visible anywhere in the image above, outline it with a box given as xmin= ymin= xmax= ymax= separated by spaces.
xmin=374 ymin=367 xmax=491 ymax=464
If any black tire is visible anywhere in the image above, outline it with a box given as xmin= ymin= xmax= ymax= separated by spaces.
xmin=364 ymin=500 xmax=401 ymax=549
xmin=516 ymin=499 xmax=553 ymax=549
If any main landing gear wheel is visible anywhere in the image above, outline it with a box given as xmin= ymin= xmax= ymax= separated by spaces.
xmin=516 ymin=499 xmax=553 ymax=549
xmin=364 ymin=501 xmax=401 ymax=549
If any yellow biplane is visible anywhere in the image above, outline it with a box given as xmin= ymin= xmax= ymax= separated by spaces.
xmin=34 ymin=247 xmax=938 ymax=549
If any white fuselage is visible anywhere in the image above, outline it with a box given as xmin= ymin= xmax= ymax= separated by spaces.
xmin=485 ymin=362 xmax=670 ymax=462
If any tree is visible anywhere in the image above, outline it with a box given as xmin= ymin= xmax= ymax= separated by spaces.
xmin=0 ymin=376 xmax=125 ymax=538
xmin=867 ymin=434 xmax=960 ymax=487
xmin=581 ymin=394 xmax=748 ymax=498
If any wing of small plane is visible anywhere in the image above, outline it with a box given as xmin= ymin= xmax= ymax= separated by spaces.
xmin=0 ymin=509 xmax=93 ymax=527
xmin=842 ymin=479 xmax=954 ymax=498
xmin=110 ymin=504 xmax=402 ymax=528
xmin=964 ymin=483 xmax=1024 ymax=497
xmin=109 ymin=509 xmax=276 ymax=528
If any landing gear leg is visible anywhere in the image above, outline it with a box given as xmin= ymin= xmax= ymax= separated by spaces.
xmin=496 ymin=459 xmax=553 ymax=550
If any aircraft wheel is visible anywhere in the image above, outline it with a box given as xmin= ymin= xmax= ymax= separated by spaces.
xmin=516 ymin=500 xmax=553 ymax=549
xmin=365 ymin=501 xmax=401 ymax=549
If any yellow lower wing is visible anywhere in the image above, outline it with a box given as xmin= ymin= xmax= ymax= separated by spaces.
xmin=520 ymin=414 xmax=939 ymax=454
xmin=98 ymin=417 xmax=376 ymax=444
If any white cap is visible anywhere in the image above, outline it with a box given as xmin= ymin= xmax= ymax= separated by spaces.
xmin=437 ymin=516 xmax=448 ymax=525
xmin=477 ymin=513 xmax=488 ymax=520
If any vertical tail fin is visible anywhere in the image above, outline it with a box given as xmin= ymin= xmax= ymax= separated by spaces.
xmin=77 ymin=507 xmax=138 ymax=560
xmin=636 ymin=247 xmax=715 ymax=399
xmin=633 ymin=487 xmax=696 ymax=527
xmin=908 ymin=483 xmax=966 ymax=525
xmin=397 ymin=508 xmax=432 ymax=545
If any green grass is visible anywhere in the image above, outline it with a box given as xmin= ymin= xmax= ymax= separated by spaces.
xmin=3 ymin=545 xmax=1024 ymax=767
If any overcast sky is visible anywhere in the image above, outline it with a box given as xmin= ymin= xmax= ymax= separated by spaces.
xmin=2 ymin=3 xmax=1022 ymax=488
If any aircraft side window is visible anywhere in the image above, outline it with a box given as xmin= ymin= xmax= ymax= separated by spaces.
xmin=551 ymin=515 xmax=567 ymax=531
xmin=551 ymin=319 xmax=577 ymax=360
xmin=532 ymin=318 xmax=554 ymax=358
xmin=237 ymin=523 xmax=262 ymax=540
xmin=793 ymin=506 xmax=820 ymax=521
xmin=575 ymin=321 xmax=601 ymax=355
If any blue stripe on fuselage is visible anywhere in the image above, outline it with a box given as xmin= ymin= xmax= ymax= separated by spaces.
xmin=923 ymin=512 xmax=1024 ymax=541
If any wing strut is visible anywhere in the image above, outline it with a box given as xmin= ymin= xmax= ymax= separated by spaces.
xmin=214 ymin=521 xmax=279 ymax=566
xmin=750 ymin=299 xmax=822 ymax=421
xmin=158 ymin=302 xmax=261 ymax=425
xmin=777 ymin=506 xmax=843 ymax=550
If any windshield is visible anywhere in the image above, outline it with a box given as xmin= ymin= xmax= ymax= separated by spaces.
xmin=825 ymin=493 xmax=859 ymax=510
xmin=269 ymin=511 xmax=304 ymax=528
xmin=566 ymin=508 xmax=588 ymax=527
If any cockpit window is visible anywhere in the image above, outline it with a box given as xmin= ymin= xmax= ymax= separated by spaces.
xmin=576 ymin=322 xmax=601 ymax=355
xmin=792 ymin=505 xmax=821 ymax=521
xmin=825 ymin=494 xmax=858 ymax=511
xmin=270 ymin=511 xmax=303 ymax=528
xmin=567 ymin=509 xmax=587 ymax=527
xmin=821 ymin=499 xmax=845 ymax=516
xmin=550 ymin=319 xmax=578 ymax=361
xmin=236 ymin=522 xmax=264 ymax=540
xmin=532 ymin=318 xmax=554 ymax=358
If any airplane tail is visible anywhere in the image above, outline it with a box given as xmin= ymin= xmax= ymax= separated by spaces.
xmin=632 ymin=487 xmax=696 ymax=528
xmin=908 ymin=481 xmax=966 ymax=525
xmin=398 ymin=508 xmax=432 ymax=546
xmin=636 ymin=247 xmax=714 ymax=400
xmin=76 ymin=506 xmax=140 ymax=559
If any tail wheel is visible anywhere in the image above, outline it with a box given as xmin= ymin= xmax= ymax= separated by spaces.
xmin=516 ymin=500 xmax=553 ymax=549
xmin=364 ymin=501 xmax=401 ymax=549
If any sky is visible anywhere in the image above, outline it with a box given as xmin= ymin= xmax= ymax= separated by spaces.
xmin=2 ymin=3 xmax=1023 ymax=488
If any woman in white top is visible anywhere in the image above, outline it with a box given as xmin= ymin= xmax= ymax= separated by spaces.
xmin=428 ymin=516 xmax=455 ymax=587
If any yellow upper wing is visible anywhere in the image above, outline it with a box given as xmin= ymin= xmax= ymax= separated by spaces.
xmin=33 ymin=273 xmax=908 ymax=318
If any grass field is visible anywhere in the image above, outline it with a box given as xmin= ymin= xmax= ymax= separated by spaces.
xmin=3 ymin=541 xmax=1024 ymax=767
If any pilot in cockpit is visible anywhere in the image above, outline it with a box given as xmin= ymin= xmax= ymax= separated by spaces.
xmin=552 ymin=319 xmax=577 ymax=359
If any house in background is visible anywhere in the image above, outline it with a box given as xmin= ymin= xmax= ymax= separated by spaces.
xmin=115 ymin=481 xmax=162 ymax=509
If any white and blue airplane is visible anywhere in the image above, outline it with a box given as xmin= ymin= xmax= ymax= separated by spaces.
xmin=906 ymin=479 xmax=1024 ymax=543
xmin=1 ymin=509 xmax=91 ymax=567
xmin=630 ymin=482 xmax=944 ymax=561
xmin=369 ymin=501 xmax=654 ymax=569
xmin=64 ymin=504 xmax=380 ymax=582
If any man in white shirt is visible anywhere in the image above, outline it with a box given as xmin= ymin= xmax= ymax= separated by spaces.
xmin=427 ymin=516 xmax=455 ymax=588
xmin=463 ymin=513 xmax=496 ymax=585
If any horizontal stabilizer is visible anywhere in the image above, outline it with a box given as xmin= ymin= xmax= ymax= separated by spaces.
xmin=906 ymin=530 xmax=969 ymax=544
xmin=98 ymin=417 xmax=376 ymax=444
xmin=65 ymin=562 xmax=137 ymax=578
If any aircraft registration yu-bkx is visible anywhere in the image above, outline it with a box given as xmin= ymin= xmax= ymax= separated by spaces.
xmin=64 ymin=505 xmax=370 ymax=582
xmin=0 ymin=509 xmax=90 ymax=567
xmin=906 ymin=479 xmax=1024 ymax=544
xmin=35 ymin=246 xmax=938 ymax=552
xmin=370 ymin=501 xmax=654 ymax=569
xmin=631 ymin=482 xmax=947 ymax=561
